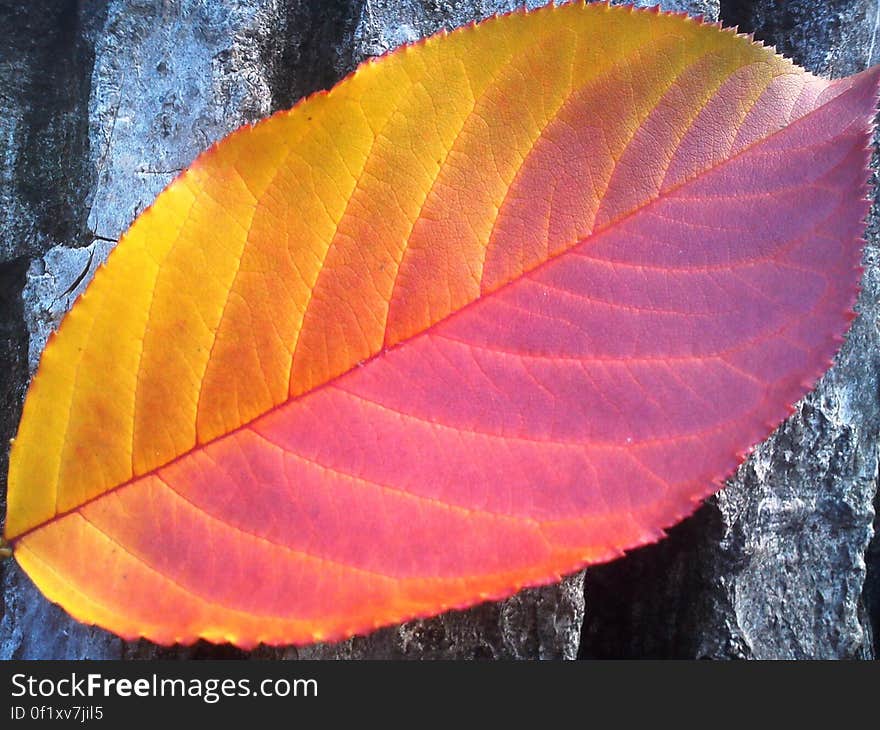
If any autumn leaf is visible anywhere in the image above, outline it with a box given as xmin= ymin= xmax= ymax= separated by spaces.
xmin=4 ymin=2 xmax=879 ymax=648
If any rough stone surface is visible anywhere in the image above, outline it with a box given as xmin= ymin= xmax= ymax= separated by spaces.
xmin=722 ymin=0 xmax=879 ymax=78
xmin=0 ymin=1 xmax=94 ymax=264
xmin=1 ymin=0 xmax=877 ymax=660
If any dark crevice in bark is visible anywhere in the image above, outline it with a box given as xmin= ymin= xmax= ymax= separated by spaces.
xmin=264 ymin=0 xmax=366 ymax=112
xmin=0 ymin=0 xmax=99 ymax=261
xmin=578 ymin=503 xmax=732 ymax=659
xmin=0 ymin=257 xmax=28 ymax=529
xmin=0 ymin=256 xmax=30 ymax=640
xmin=865 ymin=481 xmax=880 ymax=655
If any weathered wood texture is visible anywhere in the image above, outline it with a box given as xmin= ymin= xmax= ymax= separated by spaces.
xmin=0 ymin=0 xmax=877 ymax=659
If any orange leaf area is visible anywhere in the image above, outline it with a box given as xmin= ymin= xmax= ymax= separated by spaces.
xmin=6 ymin=2 xmax=880 ymax=647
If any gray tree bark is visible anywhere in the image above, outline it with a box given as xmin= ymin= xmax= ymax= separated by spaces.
xmin=1 ymin=0 xmax=877 ymax=659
